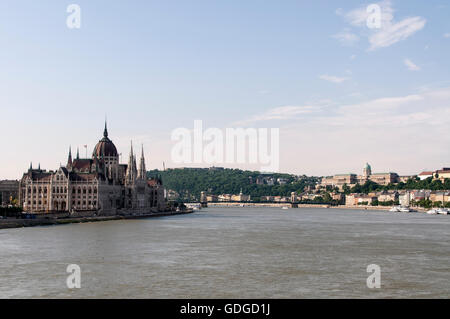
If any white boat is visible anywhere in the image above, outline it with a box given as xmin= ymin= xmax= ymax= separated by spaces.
xmin=437 ymin=208 xmax=449 ymax=215
xmin=389 ymin=206 xmax=401 ymax=212
xmin=281 ymin=206 xmax=289 ymax=210
xmin=426 ymin=209 xmax=438 ymax=215
xmin=185 ymin=203 xmax=202 ymax=211
xmin=399 ymin=206 xmax=414 ymax=213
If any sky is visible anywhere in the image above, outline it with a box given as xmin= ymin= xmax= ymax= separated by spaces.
xmin=1 ymin=0 xmax=450 ymax=179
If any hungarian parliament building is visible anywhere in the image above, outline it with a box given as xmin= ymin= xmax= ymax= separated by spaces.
xmin=18 ymin=123 xmax=166 ymax=214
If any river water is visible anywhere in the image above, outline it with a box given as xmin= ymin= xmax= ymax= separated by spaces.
xmin=0 ymin=207 xmax=449 ymax=298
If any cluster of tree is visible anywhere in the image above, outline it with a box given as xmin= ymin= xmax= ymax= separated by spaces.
xmin=410 ymin=199 xmax=450 ymax=209
xmin=297 ymin=198 xmax=340 ymax=206
xmin=373 ymin=200 xmax=400 ymax=206
xmin=341 ymin=177 xmax=450 ymax=195
xmin=393 ymin=177 xmax=450 ymax=191
xmin=147 ymin=168 xmax=318 ymax=201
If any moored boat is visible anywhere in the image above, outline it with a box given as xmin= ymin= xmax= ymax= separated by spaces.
xmin=185 ymin=203 xmax=202 ymax=211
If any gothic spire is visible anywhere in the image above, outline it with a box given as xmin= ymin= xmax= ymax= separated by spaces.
xmin=126 ymin=141 xmax=136 ymax=184
xmin=76 ymin=147 xmax=80 ymax=160
xmin=138 ymin=144 xmax=146 ymax=180
xmin=68 ymin=146 xmax=73 ymax=166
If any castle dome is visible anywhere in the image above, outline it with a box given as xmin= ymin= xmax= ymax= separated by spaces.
xmin=92 ymin=122 xmax=118 ymax=158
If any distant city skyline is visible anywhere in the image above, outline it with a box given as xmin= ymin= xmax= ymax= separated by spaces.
xmin=1 ymin=0 xmax=450 ymax=179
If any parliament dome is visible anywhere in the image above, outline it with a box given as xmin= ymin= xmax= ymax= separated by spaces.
xmin=92 ymin=123 xmax=118 ymax=158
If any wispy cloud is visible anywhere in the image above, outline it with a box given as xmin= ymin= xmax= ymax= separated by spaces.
xmin=319 ymin=74 xmax=350 ymax=84
xmin=233 ymin=105 xmax=318 ymax=126
xmin=332 ymin=29 xmax=359 ymax=46
xmin=282 ymin=87 xmax=450 ymax=175
xmin=404 ymin=58 xmax=420 ymax=71
xmin=237 ymin=87 xmax=449 ymax=129
xmin=369 ymin=16 xmax=426 ymax=50
xmin=444 ymin=33 xmax=450 ymax=38
xmin=336 ymin=0 xmax=426 ymax=50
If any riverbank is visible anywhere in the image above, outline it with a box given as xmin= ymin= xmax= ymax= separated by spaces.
xmin=0 ymin=209 xmax=194 ymax=230
xmin=207 ymin=202 xmax=427 ymax=212
xmin=208 ymin=202 xmax=328 ymax=208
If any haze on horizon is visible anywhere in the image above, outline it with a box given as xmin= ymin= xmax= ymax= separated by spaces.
xmin=1 ymin=0 xmax=450 ymax=180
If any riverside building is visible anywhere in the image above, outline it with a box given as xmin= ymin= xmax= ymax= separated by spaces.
xmin=18 ymin=123 xmax=165 ymax=215
xmin=320 ymin=163 xmax=400 ymax=190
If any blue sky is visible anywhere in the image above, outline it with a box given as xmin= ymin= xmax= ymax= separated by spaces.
xmin=1 ymin=0 xmax=450 ymax=178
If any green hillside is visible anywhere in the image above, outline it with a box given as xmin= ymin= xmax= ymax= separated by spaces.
xmin=147 ymin=168 xmax=318 ymax=201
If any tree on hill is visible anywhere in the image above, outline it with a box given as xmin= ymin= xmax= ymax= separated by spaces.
xmin=147 ymin=168 xmax=318 ymax=201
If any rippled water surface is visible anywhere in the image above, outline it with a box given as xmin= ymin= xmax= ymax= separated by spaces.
xmin=0 ymin=207 xmax=449 ymax=298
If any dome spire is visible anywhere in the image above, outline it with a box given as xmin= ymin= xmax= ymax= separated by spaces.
xmin=92 ymin=119 xmax=118 ymax=159
xmin=103 ymin=119 xmax=108 ymax=138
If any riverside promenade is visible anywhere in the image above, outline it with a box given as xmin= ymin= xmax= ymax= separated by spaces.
xmin=0 ymin=209 xmax=194 ymax=230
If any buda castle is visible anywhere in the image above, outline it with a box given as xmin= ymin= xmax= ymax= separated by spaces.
xmin=18 ymin=123 xmax=166 ymax=214
xmin=320 ymin=163 xmax=401 ymax=190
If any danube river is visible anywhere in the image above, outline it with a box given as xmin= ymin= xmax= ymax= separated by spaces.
xmin=0 ymin=207 xmax=449 ymax=298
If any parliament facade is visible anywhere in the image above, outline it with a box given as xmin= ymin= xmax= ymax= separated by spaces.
xmin=18 ymin=123 xmax=165 ymax=214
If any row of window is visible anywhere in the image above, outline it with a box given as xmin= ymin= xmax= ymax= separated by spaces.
xmin=27 ymin=194 xmax=97 ymax=200
xmin=26 ymin=187 xmax=98 ymax=194
xmin=28 ymin=201 xmax=47 ymax=206
xmin=72 ymin=188 xmax=97 ymax=194
xmin=73 ymin=201 xmax=97 ymax=206
xmin=27 ymin=200 xmax=97 ymax=206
